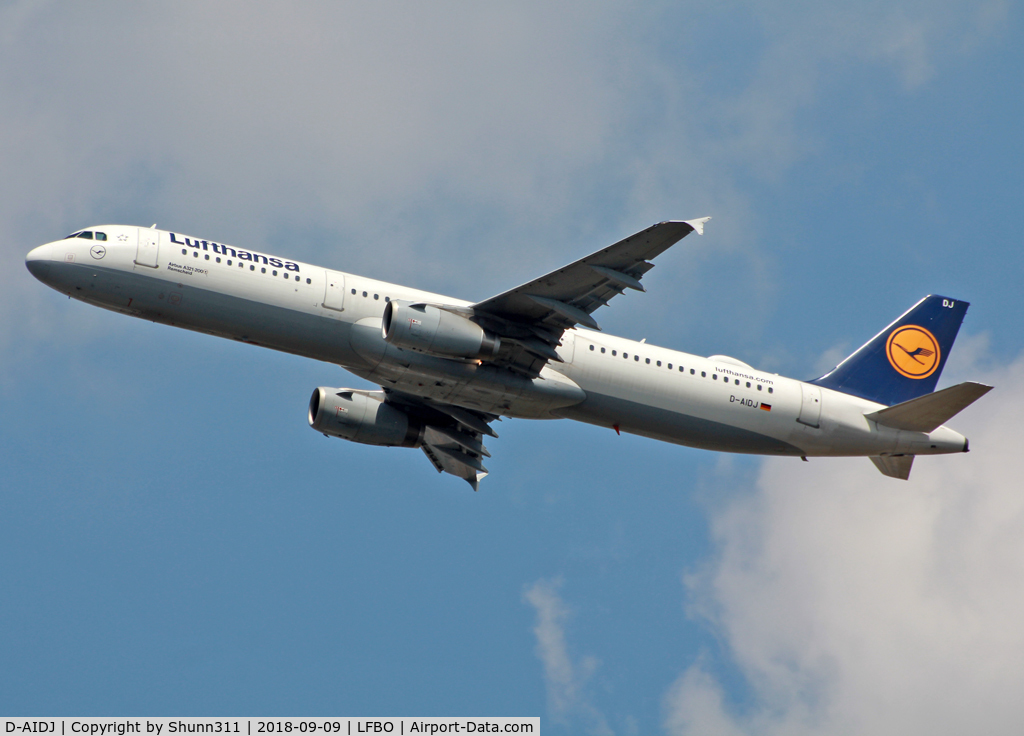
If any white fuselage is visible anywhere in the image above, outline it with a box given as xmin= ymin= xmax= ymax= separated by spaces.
xmin=26 ymin=225 xmax=968 ymax=460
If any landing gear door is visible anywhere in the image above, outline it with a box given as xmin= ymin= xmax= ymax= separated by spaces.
xmin=135 ymin=228 xmax=159 ymax=268
xmin=797 ymin=383 xmax=822 ymax=428
xmin=323 ymin=270 xmax=346 ymax=313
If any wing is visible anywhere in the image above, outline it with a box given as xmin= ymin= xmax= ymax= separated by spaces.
xmin=471 ymin=218 xmax=709 ymax=374
xmin=373 ymin=218 xmax=710 ymax=488
xmin=384 ymin=389 xmax=499 ymax=491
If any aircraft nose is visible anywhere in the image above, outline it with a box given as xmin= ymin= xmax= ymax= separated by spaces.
xmin=25 ymin=243 xmax=53 ymax=281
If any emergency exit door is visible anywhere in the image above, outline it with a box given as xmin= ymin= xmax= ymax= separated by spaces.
xmin=323 ymin=270 xmax=346 ymax=312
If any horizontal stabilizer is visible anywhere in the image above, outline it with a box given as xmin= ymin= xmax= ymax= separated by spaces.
xmin=866 ymin=381 xmax=993 ymax=433
xmin=871 ymin=454 xmax=914 ymax=480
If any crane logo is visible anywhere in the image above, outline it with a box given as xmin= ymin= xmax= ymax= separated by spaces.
xmin=886 ymin=325 xmax=940 ymax=379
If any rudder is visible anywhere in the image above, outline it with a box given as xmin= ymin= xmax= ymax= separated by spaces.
xmin=811 ymin=295 xmax=968 ymax=406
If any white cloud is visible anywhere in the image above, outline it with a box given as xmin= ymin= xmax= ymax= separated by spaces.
xmin=2 ymin=0 xmax=1006 ymax=364
xmin=524 ymin=578 xmax=613 ymax=736
xmin=1 ymin=2 xmax=636 ymax=360
xmin=667 ymin=349 xmax=1024 ymax=735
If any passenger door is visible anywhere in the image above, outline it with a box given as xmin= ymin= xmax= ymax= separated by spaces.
xmin=135 ymin=228 xmax=159 ymax=268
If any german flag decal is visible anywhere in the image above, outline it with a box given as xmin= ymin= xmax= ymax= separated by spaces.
xmin=760 ymin=403 xmax=772 ymax=411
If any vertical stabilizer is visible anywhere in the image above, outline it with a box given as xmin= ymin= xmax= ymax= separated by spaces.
xmin=811 ymin=295 xmax=968 ymax=406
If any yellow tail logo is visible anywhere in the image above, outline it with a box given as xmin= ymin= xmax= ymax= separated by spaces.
xmin=886 ymin=325 xmax=940 ymax=379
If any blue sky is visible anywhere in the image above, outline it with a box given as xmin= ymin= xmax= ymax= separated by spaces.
xmin=2 ymin=2 xmax=1023 ymax=733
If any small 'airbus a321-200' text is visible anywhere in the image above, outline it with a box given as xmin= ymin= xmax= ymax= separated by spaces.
xmin=27 ymin=218 xmax=991 ymax=489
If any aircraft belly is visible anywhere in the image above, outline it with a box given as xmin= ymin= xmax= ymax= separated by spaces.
xmin=366 ymin=359 xmax=585 ymax=418
xmin=557 ymin=391 xmax=804 ymax=455
xmin=54 ymin=262 xmax=362 ymax=367
xmin=347 ymin=316 xmax=587 ymax=417
xmin=554 ymin=354 xmax=806 ymax=455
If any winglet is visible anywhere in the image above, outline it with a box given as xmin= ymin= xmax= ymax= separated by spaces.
xmin=684 ymin=217 xmax=711 ymax=236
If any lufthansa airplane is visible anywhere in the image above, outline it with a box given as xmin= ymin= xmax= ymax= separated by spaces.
xmin=26 ymin=220 xmax=991 ymax=489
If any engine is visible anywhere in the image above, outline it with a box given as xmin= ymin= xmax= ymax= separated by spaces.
xmin=382 ymin=300 xmax=501 ymax=360
xmin=308 ymin=388 xmax=422 ymax=447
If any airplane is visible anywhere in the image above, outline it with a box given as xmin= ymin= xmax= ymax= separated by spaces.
xmin=25 ymin=219 xmax=991 ymax=489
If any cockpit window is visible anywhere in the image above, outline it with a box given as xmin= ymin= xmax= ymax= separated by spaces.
xmin=95 ymin=232 xmax=107 ymax=241
xmin=65 ymin=231 xmax=82 ymax=239
xmin=76 ymin=232 xmax=94 ymax=240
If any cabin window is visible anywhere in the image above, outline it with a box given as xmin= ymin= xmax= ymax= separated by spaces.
xmin=746 ymin=382 xmax=751 ymax=388
xmin=205 ymin=254 xmax=210 ymax=260
xmin=768 ymin=387 xmax=774 ymax=393
xmin=657 ymin=360 xmax=662 ymax=367
xmin=216 ymin=257 xmax=221 ymax=263
xmin=250 ymin=265 xmax=255 ymax=271
xmin=635 ymin=355 xmax=640 ymax=362
xmin=181 ymin=249 xmax=187 ymax=255
xmin=713 ymin=374 xmax=718 ymax=380
xmin=757 ymin=384 xmax=762 ymax=391
xmin=227 ymin=260 xmax=232 ymax=266
xmin=362 ymin=291 xmax=367 ymax=297
xmin=701 ymin=371 xmax=706 ymax=377
xmin=589 ymin=344 xmax=594 ymax=351
xmin=385 ymin=296 xmax=390 ymax=301
xmin=374 ymin=294 xmax=379 ymax=300
xmin=667 ymin=363 xmax=671 ymax=369
xmin=193 ymin=252 xmax=198 ymax=258
xmin=612 ymin=350 xmax=617 ymax=356
xmin=351 ymin=288 xmax=356 ymax=294
xmin=601 ymin=347 xmax=605 ymax=354
xmin=306 ymin=278 xmax=311 ymax=284
xmin=261 ymin=267 xmax=266 ymax=273
xmin=272 ymin=270 xmax=278 ymax=276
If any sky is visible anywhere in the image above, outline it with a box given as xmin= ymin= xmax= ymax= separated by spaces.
xmin=2 ymin=1 xmax=1023 ymax=732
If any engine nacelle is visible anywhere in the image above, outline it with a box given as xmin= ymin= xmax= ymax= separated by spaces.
xmin=382 ymin=300 xmax=500 ymax=359
xmin=308 ymin=388 xmax=422 ymax=447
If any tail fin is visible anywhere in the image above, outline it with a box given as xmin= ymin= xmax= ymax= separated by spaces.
xmin=811 ymin=295 xmax=968 ymax=406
